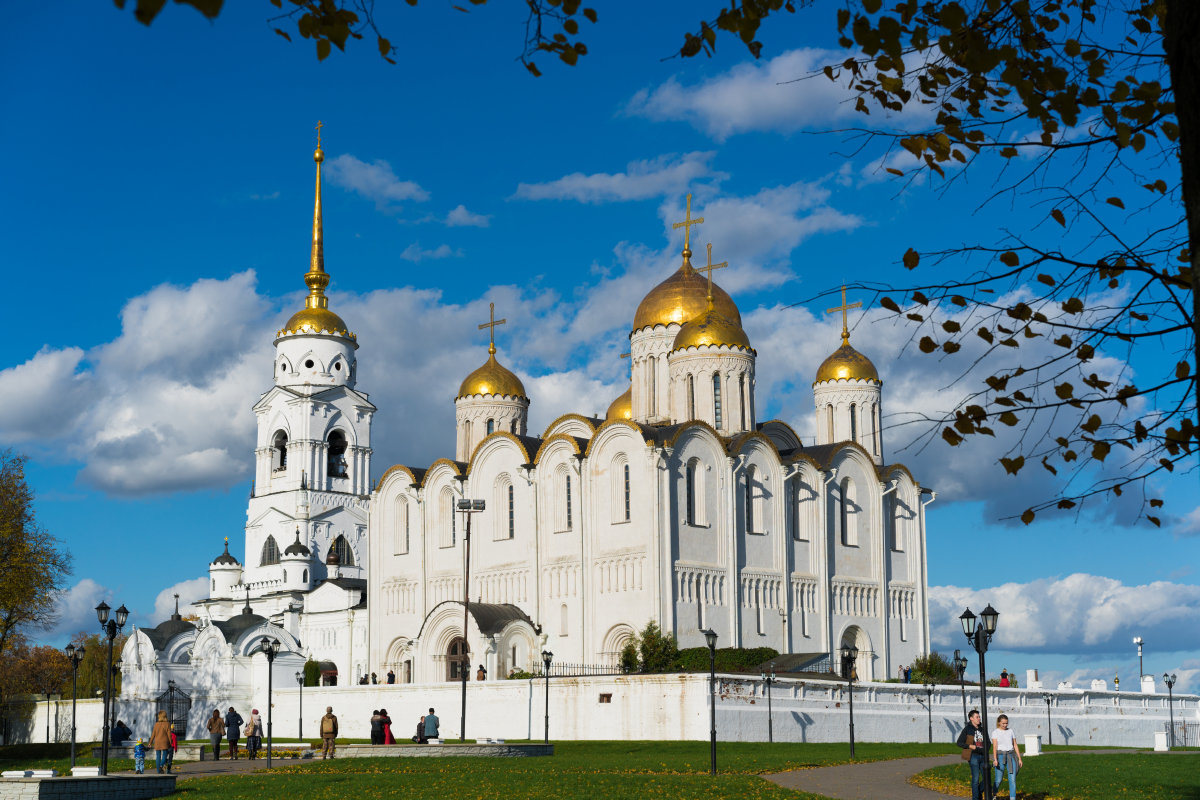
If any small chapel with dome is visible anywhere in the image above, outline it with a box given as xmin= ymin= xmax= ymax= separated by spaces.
xmin=119 ymin=134 xmax=932 ymax=709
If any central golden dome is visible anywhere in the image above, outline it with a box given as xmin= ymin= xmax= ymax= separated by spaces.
xmin=672 ymin=303 xmax=752 ymax=352
xmin=633 ymin=256 xmax=741 ymax=332
xmin=606 ymin=387 xmax=632 ymax=421
xmin=457 ymin=352 xmax=527 ymax=399
xmin=815 ymin=341 xmax=880 ymax=383
xmin=278 ymin=306 xmax=354 ymax=339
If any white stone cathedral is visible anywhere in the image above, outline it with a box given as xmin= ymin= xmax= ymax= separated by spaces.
xmin=120 ymin=139 xmax=931 ymax=704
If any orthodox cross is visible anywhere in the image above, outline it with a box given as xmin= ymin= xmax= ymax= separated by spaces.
xmin=826 ymin=285 xmax=863 ymax=344
xmin=478 ymin=302 xmax=507 ymax=354
xmin=315 ymin=119 xmax=323 ymax=148
xmin=695 ymin=243 xmax=728 ymax=302
xmin=672 ymin=193 xmax=704 ymax=253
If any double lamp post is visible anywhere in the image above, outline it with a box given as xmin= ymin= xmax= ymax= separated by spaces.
xmin=960 ymin=603 xmax=999 ymax=800
xmin=94 ymin=601 xmax=129 ymax=776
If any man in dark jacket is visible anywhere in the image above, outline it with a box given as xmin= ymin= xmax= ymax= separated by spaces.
xmin=370 ymin=710 xmax=383 ymax=745
xmin=955 ymin=709 xmax=990 ymax=800
xmin=225 ymin=707 xmax=244 ymax=760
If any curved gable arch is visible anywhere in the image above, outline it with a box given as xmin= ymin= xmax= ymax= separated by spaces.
xmin=533 ymin=433 xmax=585 ymax=465
xmin=541 ymin=413 xmax=598 ymax=439
xmin=467 ymin=431 xmax=533 ymax=474
xmin=758 ymin=419 xmax=803 ymax=450
xmin=586 ymin=419 xmax=654 ymax=455
xmin=376 ymin=464 xmax=422 ymax=494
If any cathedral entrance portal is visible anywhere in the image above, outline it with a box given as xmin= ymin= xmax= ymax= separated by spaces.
xmin=447 ymin=637 xmax=470 ymax=682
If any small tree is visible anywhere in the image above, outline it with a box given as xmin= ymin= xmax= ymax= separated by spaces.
xmin=303 ymin=658 xmax=320 ymax=687
xmin=618 ymin=640 xmax=639 ymax=674
xmin=910 ymin=652 xmax=957 ymax=685
xmin=635 ymin=621 xmax=679 ymax=674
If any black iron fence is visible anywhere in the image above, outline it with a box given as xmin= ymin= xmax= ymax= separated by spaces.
xmin=1165 ymin=721 xmax=1200 ymax=748
xmin=532 ymin=662 xmax=626 ymax=678
xmin=155 ymin=685 xmax=192 ymax=735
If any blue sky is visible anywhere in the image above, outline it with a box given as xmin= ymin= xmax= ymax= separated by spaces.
xmin=3 ymin=1 xmax=1196 ymax=691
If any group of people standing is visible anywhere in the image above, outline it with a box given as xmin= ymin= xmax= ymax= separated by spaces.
xmin=956 ymin=709 xmax=1024 ymax=800
xmin=205 ymin=706 xmax=263 ymax=760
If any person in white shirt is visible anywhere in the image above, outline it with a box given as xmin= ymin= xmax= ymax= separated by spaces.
xmin=991 ymin=714 xmax=1023 ymax=800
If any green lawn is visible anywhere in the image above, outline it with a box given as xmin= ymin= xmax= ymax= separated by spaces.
xmin=168 ymin=741 xmax=956 ymax=800
xmin=913 ymin=751 xmax=1200 ymax=800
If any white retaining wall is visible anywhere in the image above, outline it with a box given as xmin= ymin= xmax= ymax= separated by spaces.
xmin=9 ymin=677 xmax=1197 ymax=748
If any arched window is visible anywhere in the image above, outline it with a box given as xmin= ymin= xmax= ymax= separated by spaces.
xmin=686 ymin=459 xmax=706 ymax=526
xmin=508 ymin=483 xmax=516 ymax=539
xmin=827 ymin=405 xmax=834 ymax=441
xmin=486 ymin=418 xmax=495 ymax=435
xmin=447 ymin=637 xmax=469 ymax=681
xmin=330 ymin=534 xmax=355 ymax=566
xmin=554 ymin=465 xmax=572 ymax=531
xmin=739 ymin=374 xmax=747 ymax=430
xmin=395 ymin=499 xmax=410 ymax=555
xmin=510 ymin=419 xmax=518 ymax=433
xmin=260 ymin=535 xmax=280 ymax=566
xmin=494 ymin=475 xmax=515 ymax=541
xmin=648 ymin=356 xmax=657 ymax=415
xmin=272 ymin=431 xmax=288 ymax=471
xmin=623 ymin=463 xmax=631 ymax=522
xmin=744 ymin=467 xmax=756 ymax=533
xmin=849 ymin=404 xmax=857 ymax=444
xmin=302 ymin=568 xmax=308 ymax=583
xmin=840 ymin=478 xmax=858 ymax=547
xmin=440 ymin=488 xmax=456 ymax=547
xmin=686 ymin=374 xmax=695 ymax=419
xmin=792 ymin=479 xmax=814 ymax=541
xmin=565 ymin=473 xmax=573 ymax=529
xmin=713 ymin=373 xmax=723 ymax=430
xmin=560 ymin=603 xmax=569 ymax=636
xmin=327 ymin=430 xmax=348 ymax=478
xmin=610 ymin=456 xmax=631 ymax=523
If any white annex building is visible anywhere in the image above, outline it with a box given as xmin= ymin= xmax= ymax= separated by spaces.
xmin=119 ymin=138 xmax=933 ymax=713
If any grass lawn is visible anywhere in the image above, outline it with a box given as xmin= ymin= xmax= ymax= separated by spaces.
xmin=163 ymin=741 xmax=955 ymax=800
xmin=912 ymin=751 xmax=1200 ymax=799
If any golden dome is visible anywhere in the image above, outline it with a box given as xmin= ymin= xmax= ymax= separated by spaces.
xmin=457 ymin=351 xmax=527 ymax=399
xmin=815 ymin=341 xmax=880 ymax=383
xmin=606 ymin=387 xmax=632 ymax=421
xmin=633 ymin=253 xmax=741 ymax=332
xmin=672 ymin=303 xmax=752 ymax=353
xmin=278 ymin=306 xmax=354 ymax=339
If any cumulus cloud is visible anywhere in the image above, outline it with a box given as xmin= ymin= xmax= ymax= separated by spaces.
xmin=0 ymin=347 xmax=92 ymax=441
xmin=400 ymin=243 xmax=464 ymax=262
xmin=324 ymin=154 xmax=430 ymax=210
xmin=48 ymin=578 xmax=113 ymax=641
xmin=444 ymin=205 xmax=491 ymax=227
xmin=929 ymin=574 xmax=1200 ymax=654
xmin=153 ymin=577 xmax=209 ymax=621
xmin=1177 ymin=506 xmax=1200 ymax=537
xmin=513 ymin=152 xmax=725 ymax=203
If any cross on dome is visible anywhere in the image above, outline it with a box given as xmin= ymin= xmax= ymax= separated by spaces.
xmin=672 ymin=193 xmax=704 ymax=255
xmin=826 ymin=285 xmax=863 ymax=345
xmin=478 ymin=302 xmax=507 ymax=355
xmin=695 ymin=242 xmax=728 ymax=306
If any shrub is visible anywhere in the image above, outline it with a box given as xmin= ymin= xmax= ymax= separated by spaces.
xmin=637 ymin=621 xmax=679 ymax=673
xmin=909 ymin=652 xmax=958 ymax=684
xmin=618 ymin=641 xmax=638 ymax=674
xmin=506 ymin=669 xmax=535 ymax=680
xmin=675 ymin=647 xmax=779 ymax=672
xmin=303 ymin=658 xmax=321 ymax=687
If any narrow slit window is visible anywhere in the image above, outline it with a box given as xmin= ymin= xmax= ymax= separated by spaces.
xmin=713 ymin=373 xmax=723 ymax=429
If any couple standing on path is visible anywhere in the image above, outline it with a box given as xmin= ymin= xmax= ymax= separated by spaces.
xmin=207 ymin=707 xmax=249 ymax=760
xmin=956 ymin=709 xmax=1024 ymax=800
xmin=370 ymin=709 xmax=395 ymax=744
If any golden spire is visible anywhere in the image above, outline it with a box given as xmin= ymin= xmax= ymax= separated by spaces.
xmin=826 ymin=285 xmax=864 ymax=345
xmin=305 ymin=120 xmax=330 ymax=312
xmin=672 ymin=193 xmax=704 ymax=272
xmin=695 ymin=242 xmax=728 ymax=309
xmin=478 ymin=302 xmax=507 ymax=356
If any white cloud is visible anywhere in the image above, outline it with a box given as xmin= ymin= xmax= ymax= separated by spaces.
xmin=324 ymin=154 xmax=430 ymax=210
xmin=929 ymin=574 xmax=1200 ymax=654
xmin=0 ymin=347 xmax=91 ymax=442
xmin=513 ymin=152 xmax=725 ymax=203
xmin=153 ymin=577 xmax=209 ymax=621
xmin=49 ymin=578 xmax=113 ymax=641
xmin=1177 ymin=507 xmax=1200 ymax=537
xmin=444 ymin=205 xmax=491 ymax=228
xmin=400 ymin=243 xmax=463 ymax=262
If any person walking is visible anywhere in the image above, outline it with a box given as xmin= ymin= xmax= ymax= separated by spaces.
xmin=133 ymin=738 xmax=146 ymax=775
xmin=955 ymin=709 xmax=990 ymax=800
xmin=424 ymin=708 xmax=440 ymax=741
xmin=380 ymin=709 xmax=394 ymax=745
xmin=225 ymin=706 xmax=244 ymax=760
xmin=149 ymin=710 xmax=173 ymax=774
xmin=167 ymin=726 xmax=177 ymax=773
xmin=206 ymin=709 xmax=226 ymax=761
xmin=370 ymin=710 xmax=383 ymax=745
xmin=245 ymin=709 xmax=263 ymax=759
xmin=320 ymin=706 xmax=339 ymax=759
xmin=991 ymin=714 xmax=1023 ymax=800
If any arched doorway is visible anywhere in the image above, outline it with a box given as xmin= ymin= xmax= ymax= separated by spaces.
xmin=446 ymin=637 xmax=470 ymax=682
xmin=839 ymin=626 xmax=873 ymax=682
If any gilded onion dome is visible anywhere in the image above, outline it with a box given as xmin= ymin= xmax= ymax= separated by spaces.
xmin=672 ymin=302 xmax=752 ymax=352
xmin=277 ymin=134 xmax=356 ymax=341
xmin=633 ymin=251 xmax=741 ymax=332
xmin=815 ymin=339 xmax=880 ymax=383
xmin=606 ymin=386 xmax=632 ymax=421
xmin=457 ymin=348 xmax=527 ymax=399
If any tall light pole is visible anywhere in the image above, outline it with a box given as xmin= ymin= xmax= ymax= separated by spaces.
xmin=1163 ymin=673 xmax=1177 ymax=748
xmin=95 ymin=601 xmax=129 ymax=776
xmin=456 ymin=496 xmax=485 ymax=743
xmin=924 ymin=681 xmax=935 ymax=743
xmin=840 ymin=644 xmax=858 ymax=759
xmin=1133 ymin=637 xmax=1144 ymax=678
xmin=702 ymin=628 xmax=718 ymax=775
xmin=761 ymin=663 xmax=776 ymax=743
xmin=954 ymin=650 xmax=969 ymax=722
xmin=65 ymin=643 xmax=84 ymax=769
xmin=1042 ymin=693 xmax=1053 ymax=746
xmin=961 ymin=604 xmax=1000 ymax=800
xmin=541 ymin=650 xmax=553 ymax=743
xmin=295 ymin=671 xmax=304 ymax=741
xmin=258 ymin=637 xmax=281 ymax=768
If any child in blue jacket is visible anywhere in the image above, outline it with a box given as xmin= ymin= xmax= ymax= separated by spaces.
xmin=133 ymin=739 xmax=146 ymax=774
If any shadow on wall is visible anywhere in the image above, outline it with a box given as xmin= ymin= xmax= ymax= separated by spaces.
xmin=943 ymin=718 xmax=963 ymax=742
xmin=1057 ymin=724 xmax=1074 ymax=745
xmin=789 ymin=711 xmax=814 ymax=743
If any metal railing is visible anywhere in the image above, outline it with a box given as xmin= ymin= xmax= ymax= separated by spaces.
xmin=1165 ymin=721 xmax=1200 ymax=748
xmin=532 ymin=662 xmax=627 ymax=678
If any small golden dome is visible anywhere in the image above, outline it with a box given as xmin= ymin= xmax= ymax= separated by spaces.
xmin=606 ymin=387 xmax=632 ymax=421
xmin=633 ymin=254 xmax=741 ymax=332
xmin=457 ymin=352 xmax=527 ymax=399
xmin=671 ymin=303 xmax=752 ymax=353
xmin=815 ymin=341 xmax=880 ymax=383
xmin=278 ymin=306 xmax=354 ymax=339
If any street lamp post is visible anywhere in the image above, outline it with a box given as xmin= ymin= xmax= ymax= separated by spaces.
xmin=65 ymin=643 xmax=84 ymax=769
xmin=1163 ymin=673 xmax=1177 ymax=748
xmin=840 ymin=644 xmax=858 ymax=759
xmin=761 ymin=663 xmax=777 ymax=743
xmin=953 ymin=650 xmax=969 ymax=722
xmin=541 ymin=650 xmax=553 ymax=743
xmin=1042 ymin=693 xmax=1053 ymax=746
xmin=456 ymin=496 xmax=485 ymax=743
xmin=961 ymin=604 xmax=1000 ymax=800
xmin=924 ymin=682 xmax=935 ymax=743
xmin=94 ymin=601 xmax=129 ymax=776
xmin=702 ymin=628 xmax=717 ymax=775
xmin=1133 ymin=637 xmax=1144 ymax=678
xmin=258 ymin=638 xmax=281 ymax=768
xmin=295 ymin=671 xmax=304 ymax=741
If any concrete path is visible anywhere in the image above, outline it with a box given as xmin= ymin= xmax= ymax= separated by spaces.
xmin=764 ymin=754 xmax=961 ymax=800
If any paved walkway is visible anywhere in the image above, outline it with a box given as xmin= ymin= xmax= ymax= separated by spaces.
xmin=764 ymin=754 xmax=961 ymax=800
